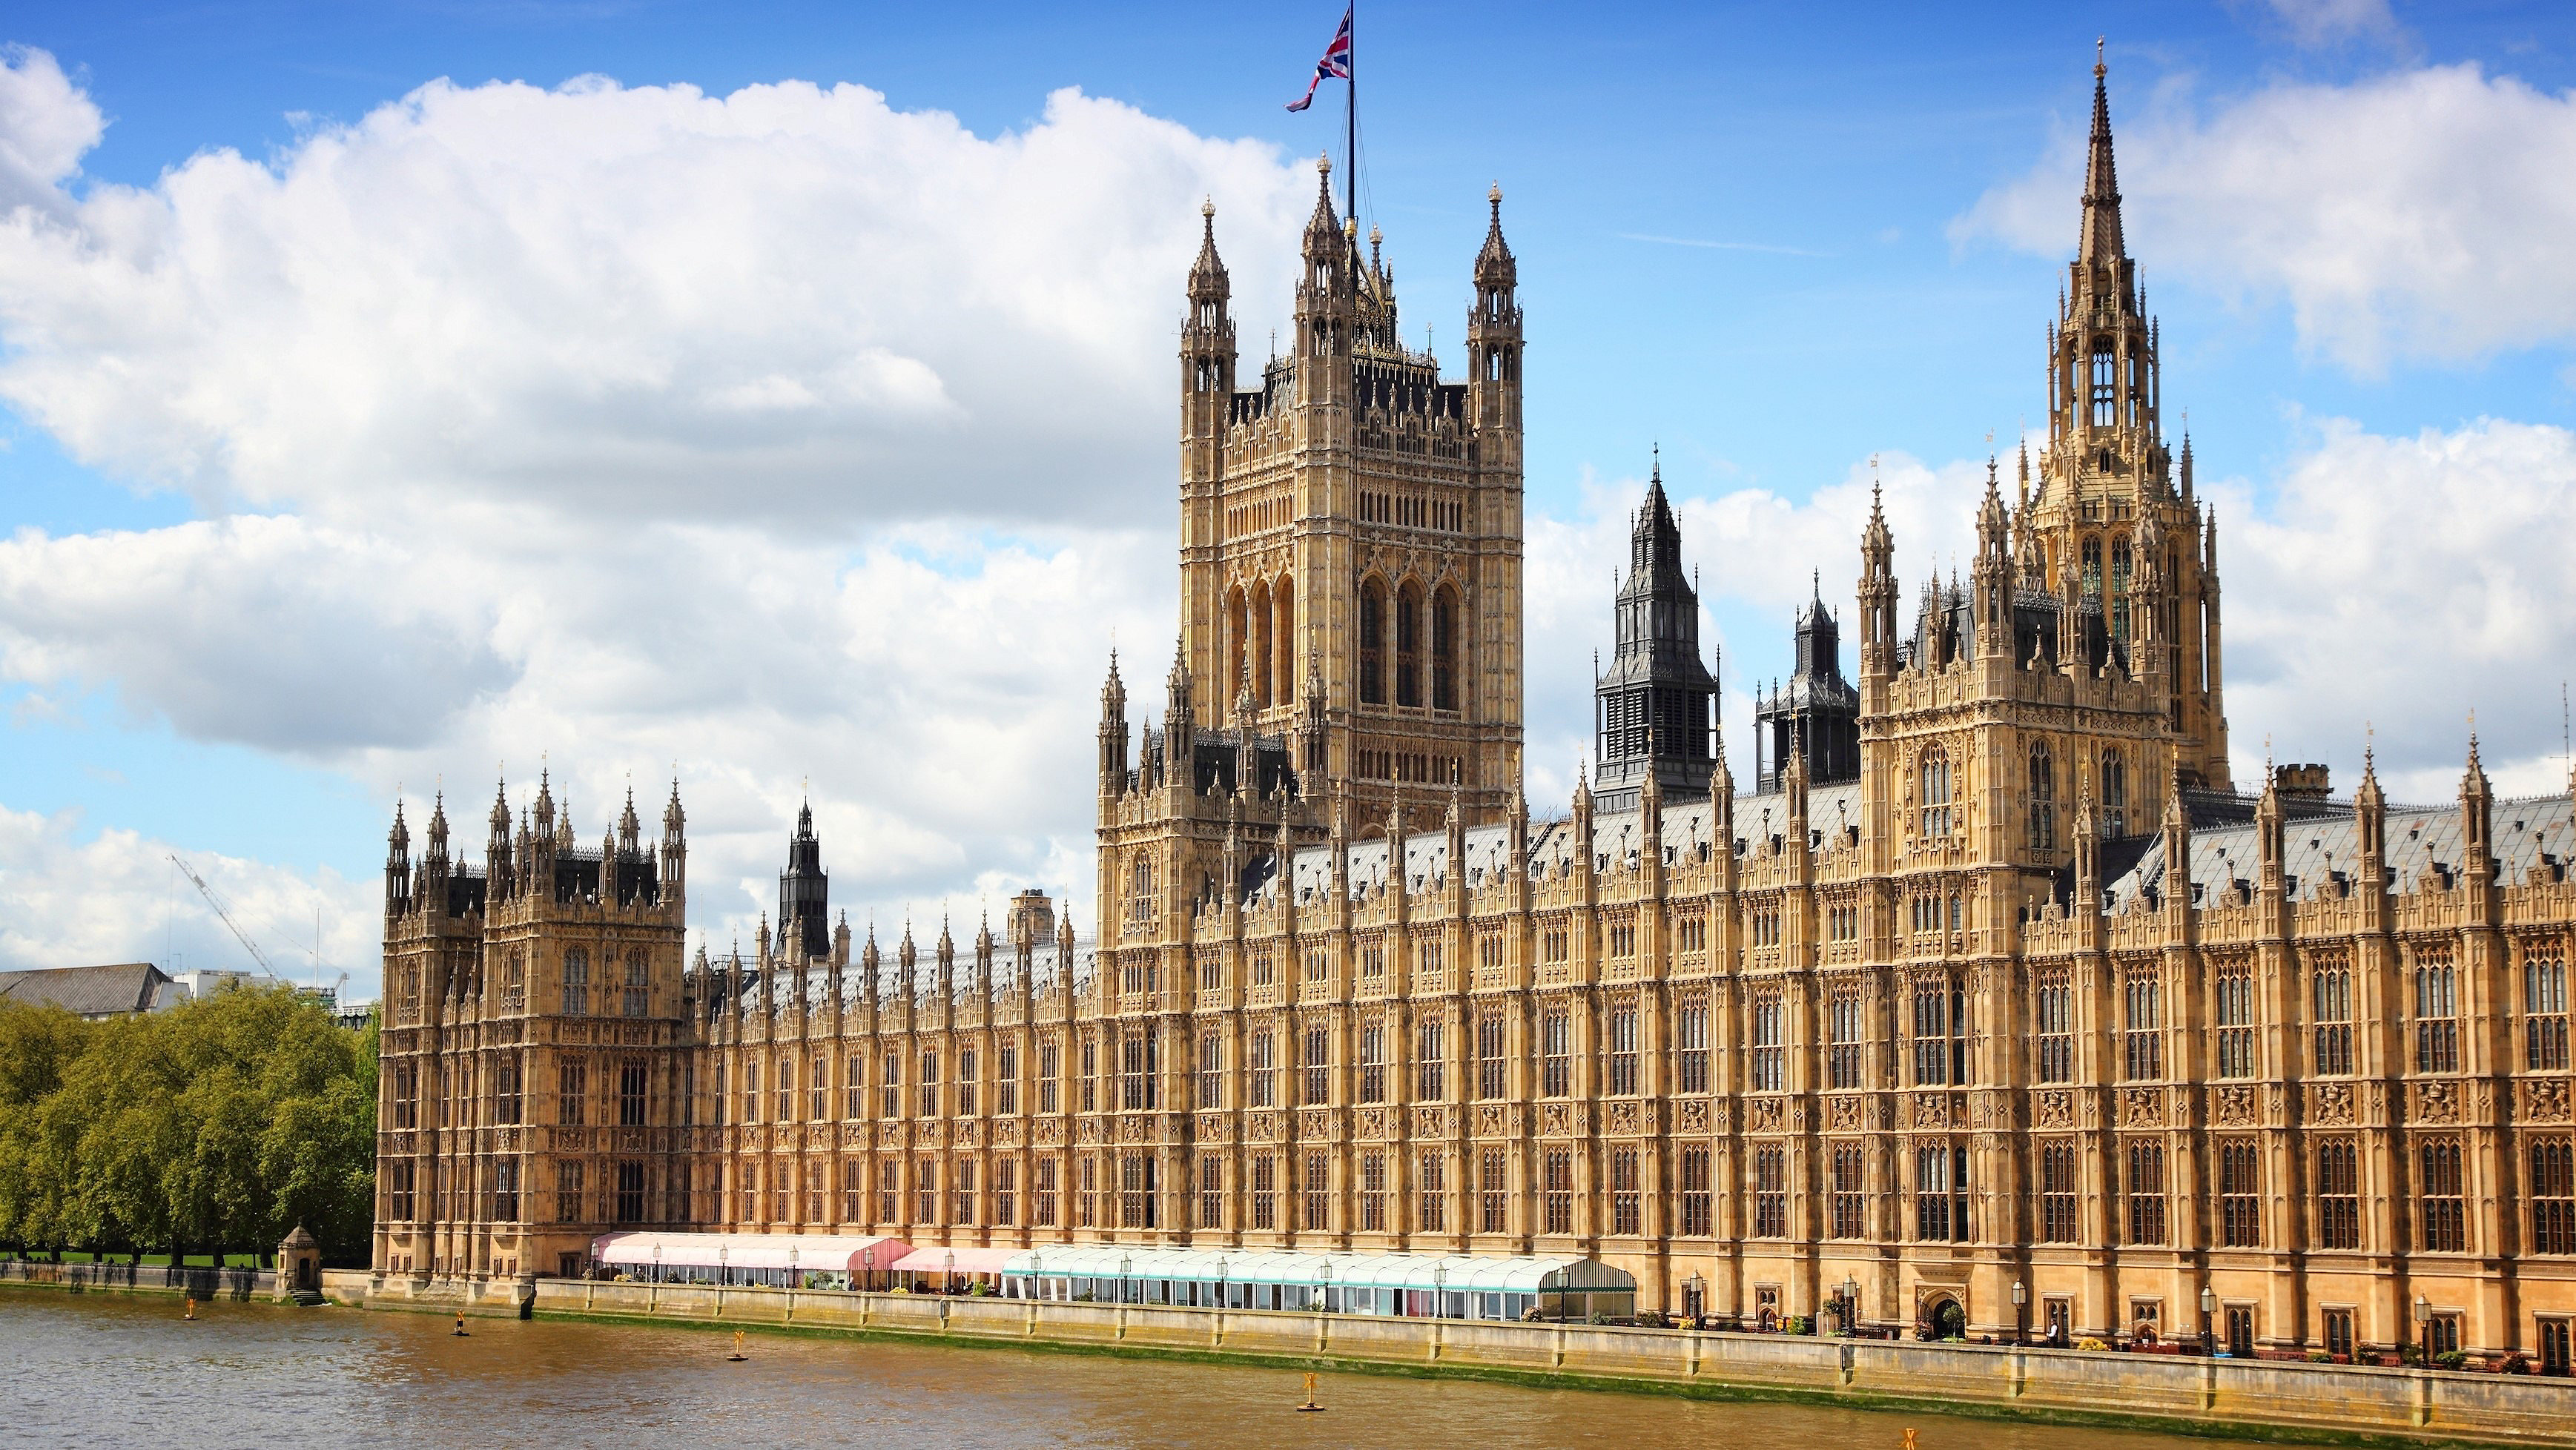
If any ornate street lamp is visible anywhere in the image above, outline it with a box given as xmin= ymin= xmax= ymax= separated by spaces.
xmin=1433 ymin=1261 xmax=1448 ymax=1321
xmin=945 ymin=1248 xmax=957 ymax=1296
xmin=1215 ymin=1253 xmax=1229 ymax=1311
xmin=862 ymin=1243 xmax=873 ymax=1295
xmin=1029 ymin=1248 xmax=1044 ymax=1302
xmin=2012 ymin=1279 xmax=2027 ymax=1346
xmin=2200 ymin=1285 xmax=2219 ymax=1357
xmin=2414 ymin=1292 xmax=2431 ymax=1360
xmin=1840 ymin=1275 xmax=1859 ymax=1336
xmin=1315 ymin=1261 xmax=1332 ymax=1316
xmin=1120 ymin=1251 xmax=1132 ymax=1307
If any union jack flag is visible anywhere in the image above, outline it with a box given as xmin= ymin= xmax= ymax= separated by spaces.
xmin=1285 ymin=7 xmax=1353 ymax=112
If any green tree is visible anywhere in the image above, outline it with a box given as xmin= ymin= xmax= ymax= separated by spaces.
xmin=0 ymin=985 xmax=377 ymax=1266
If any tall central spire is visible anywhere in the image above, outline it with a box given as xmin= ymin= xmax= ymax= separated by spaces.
xmin=2079 ymin=40 xmax=2125 ymax=268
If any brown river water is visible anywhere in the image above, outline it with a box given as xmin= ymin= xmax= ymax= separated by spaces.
xmin=0 ymin=1289 xmax=2277 ymax=1449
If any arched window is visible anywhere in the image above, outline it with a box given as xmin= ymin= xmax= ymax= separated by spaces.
xmin=1249 ymin=578 xmax=1272 ymax=709
xmin=501 ymin=951 xmax=525 ymax=1012
xmin=1358 ymin=582 xmax=1387 ymax=706
xmin=2110 ymin=537 xmax=2133 ymax=643
xmin=2102 ymin=749 xmax=2128 ymax=837
xmin=2081 ymin=537 xmax=2103 ymax=600
xmin=1395 ymin=582 xmax=1424 ymax=708
xmin=561 ymin=948 xmax=589 ymax=1017
xmin=623 ymin=950 xmax=649 ymax=1019
xmin=1431 ymin=585 xmax=1459 ymax=712
xmin=1919 ymin=747 xmax=1953 ymax=839
xmin=1226 ymin=587 xmax=1249 ymax=710
xmin=2029 ymin=743 xmax=2056 ymax=853
xmin=1272 ymin=577 xmax=1295 ymax=706
xmin=2090 ymin=342 xmax=2116 ymax=427
xmin=1126 ymin=855 xmax=1157 ymax=926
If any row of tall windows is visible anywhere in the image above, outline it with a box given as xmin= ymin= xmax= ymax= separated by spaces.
xmin=1355 ymin=579 xmax=1462 ymax=712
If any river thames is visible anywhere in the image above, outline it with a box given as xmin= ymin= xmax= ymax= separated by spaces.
xmin=2 ymin=1291 xmax=2282 ymax=1449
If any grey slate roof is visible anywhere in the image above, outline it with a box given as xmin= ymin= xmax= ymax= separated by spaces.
xmin=0 ymin=962 xmax=173 ymax=1017
xmin=2103 ymin=792 xmax=2576 ymax=912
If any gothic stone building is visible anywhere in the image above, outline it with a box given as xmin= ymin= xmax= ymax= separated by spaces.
xmin=374 ymin=65 xmax=2576 ymax=1365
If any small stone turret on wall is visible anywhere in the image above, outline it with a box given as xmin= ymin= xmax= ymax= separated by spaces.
xmin=276 ymin=1225 xmax=323 ymax=1305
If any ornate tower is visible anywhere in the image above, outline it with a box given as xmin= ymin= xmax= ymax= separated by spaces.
xmin=1594 ymin=458 xmax=1717 ymax=811
xmin=2026 ymin=53 xmax=2230 ymax=789
xmin=779 ymin=800 xmax=829 ymax=961
xmin=1167 ymin=159 xmax=1525 ymax=828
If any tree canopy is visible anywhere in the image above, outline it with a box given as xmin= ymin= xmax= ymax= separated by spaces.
xmin=0 ymin=986 xmax=375 ymax=1265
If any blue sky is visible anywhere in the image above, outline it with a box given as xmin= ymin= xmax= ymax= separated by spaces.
xmin=0 ymin=0 xmax=2572 ymax=992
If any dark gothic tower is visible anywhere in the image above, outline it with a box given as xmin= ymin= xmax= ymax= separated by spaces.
xmin=1594 ymin=457 xmax=1717 ymax=811
xmin=1754 ymin=573 xmax=1860 ymax=789
xmin=778 ymin=799 xmax=829 ymax=961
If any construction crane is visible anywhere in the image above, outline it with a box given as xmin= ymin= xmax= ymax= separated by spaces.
xmin=168 ymin=853 xmax=283 ymax=981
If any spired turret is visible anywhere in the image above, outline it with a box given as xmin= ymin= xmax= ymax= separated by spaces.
xmin=1594 ymin=454 xmax=1717 ymax=812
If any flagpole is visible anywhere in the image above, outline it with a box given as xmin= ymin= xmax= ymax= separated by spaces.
xmin=1344 ymin=1 xmax=1356 ymax=225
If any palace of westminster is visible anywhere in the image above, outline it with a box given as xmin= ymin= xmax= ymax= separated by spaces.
xmin=376 ymin=64 xmax=2576 ymax=1363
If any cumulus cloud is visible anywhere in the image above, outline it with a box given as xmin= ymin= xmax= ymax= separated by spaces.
xmin=1956 ymin=63 xmax=2576 ymax=373
xmin=0 ymin=803 xmax=373 ymax=988
xmin=2213 ymin=415 xmax=2576 ymax=795
xmin=0 ymin=57 xmax=1310 ymax=525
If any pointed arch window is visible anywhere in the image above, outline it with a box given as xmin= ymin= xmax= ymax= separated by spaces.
xmin=1272 ymin=577 xmax=1295 ymax=708
xmin=1918 ymin=746 xmax=1954 ymax=839
xmin=2101 ymin=750 xmax=2128 ymax=837
xmin=1395 ymin=581 xmax=1423 ymax=707
xmin=1358 ymin=581 xmax=1387 ymax=706
xmin=2110 ymin=537 xmax=2133 ymax=643
xmin=2029 ymin=743 xmax=2056 ymax=853
xmin=561 ymin=948 xmax=589 ymax=1016
xmin=2081 ymin=537 xmax=2103 ymax=600
xmin=1431 ymin=586 xmax=1459 ymax=712
xmin=2090 ymin=342 xmax=2116 ymax=427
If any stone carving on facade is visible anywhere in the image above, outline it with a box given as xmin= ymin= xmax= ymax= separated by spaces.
xmin=2032 ymin=1090 xmax=2073 ymax=1129
xmin=2212 ymin=1085 xmax=2256 ymax=1128
xmin=1540 ymin=1102 xmax=1573 ymax=1138
xmin=1607 ymin=1100 xmax=1641 ymax=1135
xmin=1247 ymin=1112 xmax=1278 ymax=1143
xmin=2119 ymin=1087 xmax=2164 ymax=1129
xmin=1412 ymin=1106 xmax=1448 ymax=1138
xmin=1474 ymin=1104 xmax=1506 ymax=1137
xmin=1829 ymin=1096 xmax=1863 ymax=1131
xmin=1120 ymin=1114 xmax=1152 ymax=1143
xmin=1076 ymin=1118 xmax=1100 ymax=1145
xmin=1678 ymin=1098 xmax=1711 ymax=1134
xmin=994 ymin=1119 xmax=1020 ymax=1148
xmin=1298 ymin=1108 xmax=1330 ymax=1139
xmin=1358 ymin=1108 xmax=1387 ymax=1141
xmin=1033 ymin=1118 xmax=1062 ymax=1147
xmin=2412 ymin=1080 xmax=2460 ymax=1125
xmin=2520 ymin=1077 xmax=2572 ymax=1123
xmin=1748 ymin=1097 xmax=1784 ymax=1133
xmin=2308 ymin=1082 xmax=2356 ymax=1126
xmin=1198 ymin=1112 xmax=1229 ymax=1142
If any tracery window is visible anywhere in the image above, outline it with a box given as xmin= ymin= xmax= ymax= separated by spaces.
xmin=2035 ymin=969 xmax=2073 ymax=1083
xmin=2038 ymin=1141 xmax=2078 ymax=1242
xmin=2214 ymin=958 xmax=2256 ymax=1078
xmin=1608 ymin=1005 xmax=1640 ymax=1095
xmin=2028 ymin=743 xmax=2055 ymax=852
xmin=2527 ymin=946 xmax=2569 ymax=1071
xmin=2125 ymin=1139 xmax=2167 ymax=1245
xmin=1358 ymin=582 xmax=1387 ymax=706
xmin=560 ymin=948 xmax=589 ymax=1016
xmin=2416 ymin=951 xmax=2460 ymax=1073
xmin=2313 ymin=955 xmax=2354 ymax=1076
xmin=1918 ymin=746 xmax=1954 ymax=838
xmin=1748 ymin=993 xmax=1785 ymax=1093
xmin=2316 ymin=1139 xmax=2360 ymax=1249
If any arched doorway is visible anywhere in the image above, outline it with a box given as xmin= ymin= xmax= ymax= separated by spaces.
xmin=1927 ymin=1295 xmax=1966 ymax=1340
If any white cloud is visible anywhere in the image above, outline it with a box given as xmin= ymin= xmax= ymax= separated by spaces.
xmin=1956 ymin=63 xmax=2576 ymax=373
xmin=0 ymin=803 xmax=374 ymax=990
xmin=0 ymin=47 xmax=98 ymax=215
xmin=0 ymin=56 xmax=1312 ymax=525
xmin=2213 ymin=415 xmax=2576 ymax=792
xmin=2252 ymin=0 xmax=2406 ymax=49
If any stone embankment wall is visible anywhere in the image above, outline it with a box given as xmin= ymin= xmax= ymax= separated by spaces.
xmin=0 ymin=1259 xmax=275 ymax=1300
xmin=357 ymin=1275 xmax=2575 ymax=1446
